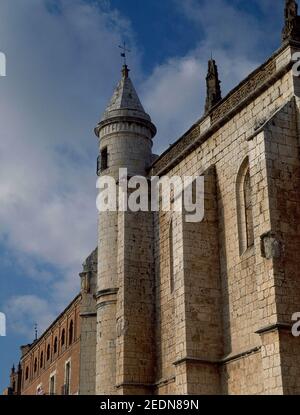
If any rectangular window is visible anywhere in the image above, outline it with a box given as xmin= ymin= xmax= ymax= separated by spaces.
xmin=64 ymin=360 xmax=71 ymax=395
xmin=49 ymin=373 xmax=56 ymax=395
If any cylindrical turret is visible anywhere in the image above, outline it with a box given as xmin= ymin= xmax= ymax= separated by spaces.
xmin=94 ymin=64 xmax=156 ymax=395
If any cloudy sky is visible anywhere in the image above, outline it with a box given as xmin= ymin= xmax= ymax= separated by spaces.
xmin=0 ymin=0 xmax=283 ymax=391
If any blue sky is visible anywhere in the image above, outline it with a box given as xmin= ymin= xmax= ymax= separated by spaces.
xmin=0 ymin=0 xmax=284 ymax=392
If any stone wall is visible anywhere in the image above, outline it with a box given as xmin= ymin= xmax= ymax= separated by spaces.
xmin=152 ymin=43 xmax=298 ymax=394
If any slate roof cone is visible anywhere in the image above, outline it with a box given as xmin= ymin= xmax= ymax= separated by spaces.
xmin=95 ymin=64 xmax=156 ymax=138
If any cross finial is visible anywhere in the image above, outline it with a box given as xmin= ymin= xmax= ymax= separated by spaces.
xmin=119 ymin=41 xmax=131 ymax=66
xmin=34 ymin=323 xmax=38 ymax=341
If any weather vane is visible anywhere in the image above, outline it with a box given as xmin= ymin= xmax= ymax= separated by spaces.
xmin=119 ymin=41 xmax=131 ymax=66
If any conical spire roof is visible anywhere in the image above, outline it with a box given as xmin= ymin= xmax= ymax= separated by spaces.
xmin=96 ymin=65 xmax=156 ymax=138
xmin=101 ymin=65 xmax=151 ymax=123
xmin=104 ymin=66 xmax=145 ymax=114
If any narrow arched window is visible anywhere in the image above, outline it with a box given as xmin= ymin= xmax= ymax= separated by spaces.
xmin=61 ymin=329 xmax=65 ymax=347
xmin=25 ymin=367 xmax=29 ymax=380
xmin=46 ymin=344 xmax=51 ymax=361
xmin=169 ymin=220 xmax=175 ymax=294
xmin=69 ymin=320 xmax=74 ymax=345
xmin=34 ymin=358 xmax=37 ymax=373
xmin=244 ymin=169 xmax=254 ymax=248
xmin=237 ymin=158 xmax=254 ymax=254
xmin=53 ymin=337 xmax=58 ymax=354
xmin=40 ymin=351 xmax=44 ymax=368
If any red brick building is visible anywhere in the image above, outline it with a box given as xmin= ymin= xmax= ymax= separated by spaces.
xmin=4 ymin=249 xmax=97 ymax=396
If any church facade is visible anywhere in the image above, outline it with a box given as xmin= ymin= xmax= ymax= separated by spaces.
xmin=5 ymin=0 xmax=300 ymax=395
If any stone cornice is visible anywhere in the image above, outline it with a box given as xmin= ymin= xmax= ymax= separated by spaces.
xmin=95 ymin=115 xmax=157 ymax=139
xmin=96 ymin=288 xmax=119 ymax=299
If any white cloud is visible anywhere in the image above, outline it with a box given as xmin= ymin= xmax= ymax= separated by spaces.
xmin=4 ymin=295 xmax=57 ymax=339
xmin=0 ymin=0 xmax=283 ymax=338
xmin=0 ymin=0 xmax=140 ymax=333
xmin=142 ymin=0 xmax=273 ymax=153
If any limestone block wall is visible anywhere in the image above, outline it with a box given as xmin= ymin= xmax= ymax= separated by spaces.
xmin=116 ymin=207 xmax=155 ymax=395
xmin=257 ymin=98 xmax=300 ymax=394
xmin=154 ymin=208 xmax=177 ymax=394
xmin=174 ymin=167 xmax=223 ymax=395
xmin=152 ymin=43 xmax=296 ymax=394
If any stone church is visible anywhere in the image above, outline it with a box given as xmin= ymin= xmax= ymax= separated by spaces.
xmin=5 ymin=0 xmax=300 ymax=395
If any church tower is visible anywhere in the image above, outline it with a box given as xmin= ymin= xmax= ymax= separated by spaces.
xmin=94 ymin=63 xmax=156 ymax=394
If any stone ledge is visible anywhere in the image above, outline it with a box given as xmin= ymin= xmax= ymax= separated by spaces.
xmin=173 ymin=346 xmax=261 ymax=367
xmin=255 ymin=322 xmax=292 ymax=335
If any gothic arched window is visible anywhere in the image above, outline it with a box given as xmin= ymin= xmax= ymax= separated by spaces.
xmin=40 ymin=351 xmax=44 ymax=368
xmin=46 ymin=344 xmax=51 ymax=361
xmin=34 ymin=358 xmax=37 ymax=373
xmin=236 ymin=158 xmax=254 ymax=254
xmin=244 ymin=169 xmax=254 ymax=248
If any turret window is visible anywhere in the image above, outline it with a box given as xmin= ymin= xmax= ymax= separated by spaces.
xmin=100 ymin=147 xmax=108 ymax=172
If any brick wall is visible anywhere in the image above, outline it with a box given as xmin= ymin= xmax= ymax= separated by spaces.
xmin=20 ymin=296 xmax=81 ymax=395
